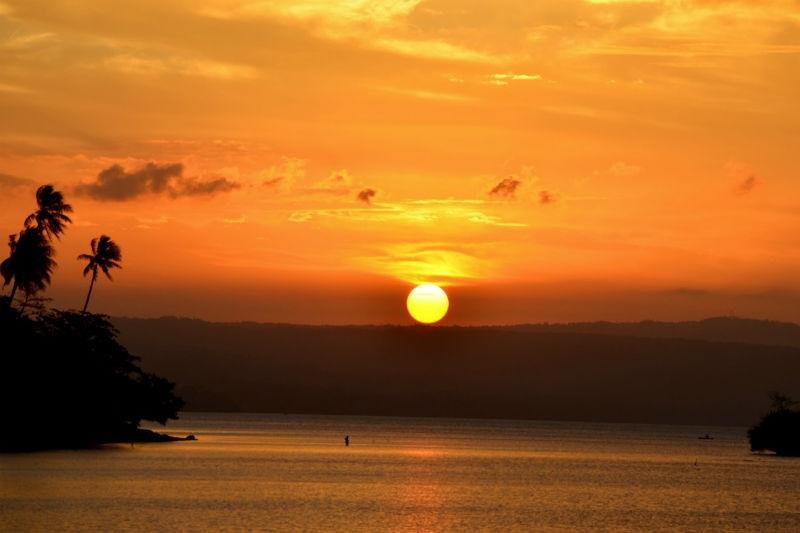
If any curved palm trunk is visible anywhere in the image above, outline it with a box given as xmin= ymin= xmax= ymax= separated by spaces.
xmin=7 ymin=281 xmax=18 ymax=308
xmin=82 ymin=270 xmax=97 ymax=314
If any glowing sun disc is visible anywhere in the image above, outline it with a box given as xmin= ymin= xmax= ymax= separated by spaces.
xmin=406 ymin=284 xmax=449 ymax=324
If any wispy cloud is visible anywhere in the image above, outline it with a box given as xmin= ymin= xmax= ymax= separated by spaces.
xmin=373 ymin=38 xmax=497 ymax=63
xmin=261 ymin=157 xmax=307 ymax=190
xmin=308 ymin=169 xmax=354 ymax=195
xmin=217 ymin=215 xmax=247 ymax=224
xmin=539 ymin=190 xmax=556 ymax=205
xmin=198 ymin=0 xmax=498 ymax=63
xmin=489 ymin=177 xmax=522 ymax=198
xmin=136 ymin=216 xmax=168 ymax=225
xmin=488 ymin=72 xmax=542 ymax=85
xmin=181 ymin=176 xmax=241 ymax=196
xmin=200 ymin=0 xmax=424 ymax=27
xmin=289 ymin=198 xmax=527 ymax=227
xmin=0 ymin=82 xmax=32 ymax=94
xmin=0 ymin=172 xmax=34 ymax=188
xmin=736 ymin=175 xmax=759 ymax=195
xmin=608 ymin=162 xmax=642 ymax=177
xmin=104 ymin=54 xmax=258 ymax=80
xmin=1 ymin=31 xmax=57 ymax=51
xmin=379 ymin=86 xmax=475 ymax=103
xmin=727 ymin=162 xmax=760 ymax=196
xmin=358 ymin=242 xmax=491 ymax=285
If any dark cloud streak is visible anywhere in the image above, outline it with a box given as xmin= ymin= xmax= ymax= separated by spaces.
xmin=0 ymin=172 xmax=35 ymax=189
xmin=180 ymin=176 xmax=240 ymax=196
xmin=539 ymin=190 xmax=555 ymax=204
xmin=736 ymin=175 xmax=758 ymax=195
xmin=489 ymin=177 xmax=521 ymax=198
xmin=76 ymin=162 xmax=239 ymax=201
xmin=356 ymin=188 xmax=377 ymax=204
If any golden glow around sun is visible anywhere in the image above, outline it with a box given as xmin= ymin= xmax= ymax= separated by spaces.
xmin=406 ymin=284 xmax=449 ymax=324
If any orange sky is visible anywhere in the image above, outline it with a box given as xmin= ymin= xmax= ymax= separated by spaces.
xmin=1 ymin=0 xmax=799 ymax=324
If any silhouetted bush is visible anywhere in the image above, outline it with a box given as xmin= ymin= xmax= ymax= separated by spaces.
xmin=0 ymin=303 xmax=183 ymax=451
xmin=748 ymin=393 xmax=800 ymax=456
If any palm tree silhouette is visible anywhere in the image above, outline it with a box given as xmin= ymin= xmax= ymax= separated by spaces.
xmin=24 ymin=184 xmax=73 ymax=240
xmin=1 ymin=229 xmax=57 ymax=307
xmin=78 ymin=235 xmax=122 ymax=313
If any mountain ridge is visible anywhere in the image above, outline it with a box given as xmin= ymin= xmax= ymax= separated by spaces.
xmin=113 ymin=316 xmax=800 ymax=427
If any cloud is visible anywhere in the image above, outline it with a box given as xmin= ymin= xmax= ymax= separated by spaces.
xmin=0 ymin=172 xmax=34 ymax=188
xmin=76 ymin=162 xmax=181 ymax=200
xmin=180 ymin=176 xmax=240 ymax=196
xmin=289 ymin=198 xmax=527 ymax=227
xmin=466 ymin=212 xmax=528 ymax=227
xmin=261 ymin=157 xmax=307 ymax=190
xmin=1 ymin=31 xmax=57 ymax=51
xmin=0 ymin=82 xmax=32 ymax=94
xmin=735 ymin=175 xmax=758 ymax=195
xmin=372 ymin=37 xmax=497 ymax=63
xmin=608 ymin=162 xmax=642 ymax=177
xmin=379 ymin=86 xmax=475 ymax=103
xmin=489 ymin=177 xmax=522 ymax=198
xmin=136 ymin=216 xmax=168 ymax=225
xmin=539 ymin=190 xmax=556 ymax=204
xmin=199 ymin=0 xmax=497 ymax=64
xmin=359 ymin=242 xmax=489 ymax=285
xmin=488 ymin=72 xmax=542 ymax=85
xmin=309 ymin=169 xmax=354 ymax=195
xmin=216 ymin=215 xmax=246 ymax=224
xmin=104 ymin=54 xmax=258 ymax=81
xmin=356 ymin=188 xmax=377 ymax=204
xmin=76 ymin=162 xmax=240 ymax=201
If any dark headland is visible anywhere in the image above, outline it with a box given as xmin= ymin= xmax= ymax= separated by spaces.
xmin=0 ymin=305 xmax=188 ymax=452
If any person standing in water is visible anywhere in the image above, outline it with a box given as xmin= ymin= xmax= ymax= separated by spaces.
xmin=344 ymin=435 xmax=350 ymax=447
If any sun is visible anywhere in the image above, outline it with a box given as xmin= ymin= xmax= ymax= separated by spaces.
xmin=406 ymin=284 xmax=449 ymax=324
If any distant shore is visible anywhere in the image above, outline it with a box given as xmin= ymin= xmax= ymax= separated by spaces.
xmin=1 ymin=428 xmax=196 ymax=453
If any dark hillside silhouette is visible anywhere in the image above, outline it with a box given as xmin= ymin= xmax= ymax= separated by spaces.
xmin=0 ymin=305 xmax=184 ymax=451
xmin=506 ymin=317 xmax=800 ymax=349
xmin=115 ymin=317 xmax=800 ymax=426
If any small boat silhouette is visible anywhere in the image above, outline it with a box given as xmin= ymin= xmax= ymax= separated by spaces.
xmin=698 ymin=434 xmax=714 ymax=440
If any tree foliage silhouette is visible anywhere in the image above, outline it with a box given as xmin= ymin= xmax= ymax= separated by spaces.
xmin=0 ymin=184 xmax=182 ymax=451
xmin=2 ymin=184 xmax=71 ymax=308
xmin=748 ymin=392 xmax=800 ymax=456
xmin=24 ymin=184 xmax=73 ymax=240
xmin=0 ymin=306 xmax=183 ymax=451
xmin=78 ymin=235 xmax=122 ymax=313
xmin=1 ymin=229 xmax=56 ymax=306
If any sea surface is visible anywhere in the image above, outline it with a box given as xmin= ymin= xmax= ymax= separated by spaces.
xmin=2 ymin=412 xmax=800 ymax=532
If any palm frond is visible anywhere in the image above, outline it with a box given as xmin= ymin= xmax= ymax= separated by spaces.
xmin=79 ymin=235 xmax=122 ymax=286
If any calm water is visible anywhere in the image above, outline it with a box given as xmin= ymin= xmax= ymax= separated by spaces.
xmin=2 ymin=413 xmax=799 ymax=532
